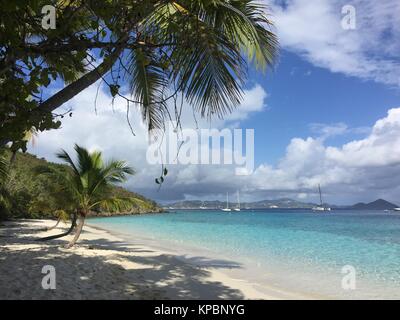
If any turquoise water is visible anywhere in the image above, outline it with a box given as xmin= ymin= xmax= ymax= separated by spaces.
xmin=89 ymin=210 xmax=400 ymax=298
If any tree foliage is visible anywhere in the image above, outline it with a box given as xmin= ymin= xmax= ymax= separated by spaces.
xmin=1 ymin=0 xmax=278 ymax=150
xmin=0 ymin=148 xmax=160 ymax=221
xmin=50 ymin=144 xmax=137 ymax=214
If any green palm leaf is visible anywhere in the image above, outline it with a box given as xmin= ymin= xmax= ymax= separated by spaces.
xmin=128 ymin=48 xmax=169 ymax=132
xmin=128 ymin=0 xmax=278 ymax=127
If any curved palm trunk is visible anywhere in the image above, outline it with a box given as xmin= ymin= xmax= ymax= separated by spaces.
xmin=46 ymin=217 xmax=61 ymax=231
xmin=9 ymin=151 xmax=17 ymax=165
xmin=36 ymin=212 xmax=77 ymax=241
xmin=70 ymin=214 xmax=78 ymax=234
xmin=65 ymin=215 xmax=85 ymax=248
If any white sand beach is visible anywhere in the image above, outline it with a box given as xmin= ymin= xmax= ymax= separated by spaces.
xmin=0 ymin=219 xmax=319 ymax=300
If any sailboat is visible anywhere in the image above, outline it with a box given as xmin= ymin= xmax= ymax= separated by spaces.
xmin=199 ymin=201 xmax=207 ymax=210
xmin=221 ymin=193 xmax=232 ymax=212
xmin=234 ymin=190 xmax=241 ymax=211
xmin=312 ymin=184 xmax=331 ymax=212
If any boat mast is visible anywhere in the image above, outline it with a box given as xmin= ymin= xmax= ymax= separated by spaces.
xmin=237 ymin=191 xmax=240 ymax=209
xmin=226 ymin=192 xmax=229 ymax=209
xmin=318 ymin=184 xmax=323 ymax=206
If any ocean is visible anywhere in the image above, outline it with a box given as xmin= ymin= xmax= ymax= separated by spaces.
xmin=89 ymin=209 xmax=400 ymax=299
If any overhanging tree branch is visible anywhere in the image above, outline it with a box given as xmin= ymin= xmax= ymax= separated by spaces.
xmin=33 ymin=44 xmax=126 ymax=115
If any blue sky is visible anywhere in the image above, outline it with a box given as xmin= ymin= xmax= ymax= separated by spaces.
xmin=29 ymin=0 xmax=400 ymax=205
xmin=248 ymin=50 xmax=400 ymax=166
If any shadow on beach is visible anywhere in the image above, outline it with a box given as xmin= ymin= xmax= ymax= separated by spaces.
xmin=0 ymin=221 xmax=245 ymax=300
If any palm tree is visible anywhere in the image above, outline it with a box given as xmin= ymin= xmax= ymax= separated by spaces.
xmin=40 ymin=144 xmax=136 ymax=248
xmin=128 ymin=0 xmax=279 ymax=132
xmin=2 ymin=0 xmax=278 ymax=149
xmin=45 ymin=210 xmax=70 ymax=231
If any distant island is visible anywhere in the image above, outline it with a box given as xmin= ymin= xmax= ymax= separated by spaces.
xmin=346 ymin=199 xmax=398 ymax=210
xmin=165 ymin=198 xmax=399 ymax=210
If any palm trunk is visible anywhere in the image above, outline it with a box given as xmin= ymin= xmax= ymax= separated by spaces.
xmin=65 ymin=215 xmax=85 ymax=248
xmin=46 ymin=217 xmax=61 ymax=231
xmin=1 ymin=42 xmax=126 ymax=149
xmin=9 ymin=151 xmax=16 ymax=165
xmin=36 ymin=211 xmax=77 ymax=241
xmin=70 ymin=213 xmax=78 ymax=234
xmin=34 ymin=45 xmax=125 ymax=115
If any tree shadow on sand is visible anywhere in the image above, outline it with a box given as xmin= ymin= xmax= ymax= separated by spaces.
xmin=0 ymin=222 xmax=245 ymax=300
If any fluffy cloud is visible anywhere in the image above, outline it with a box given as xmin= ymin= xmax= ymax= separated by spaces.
xmin=28 ymin=81 xmax=268 ymax=201
xmin=224 ymin=85 xmax=268 ymax=121
xmin=246 ymin=107 xmax=400 ymax=203
xmin=29 ymin=77 xmax=400 ymax=204
xmin=266 ymin=0 xmax=400 ymax=86
xmin=154 ymin=107 xmax=400 ymax=204
xmin=27 ymin=1 xmax=400 ymax=204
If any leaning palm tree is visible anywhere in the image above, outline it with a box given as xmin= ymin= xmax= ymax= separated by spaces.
xmin=40 ymin=144 xmax=135 ymax=248
xmin=45 ymin=210 xmax=70 ymax=231
xmin=2 ymin=1 xmax=278 ymax=150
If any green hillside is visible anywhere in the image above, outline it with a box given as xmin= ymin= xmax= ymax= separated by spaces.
xmin=1 ymin=150 xmax=162 ymax=220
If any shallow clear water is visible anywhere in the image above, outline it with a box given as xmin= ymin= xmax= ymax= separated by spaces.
xmin=89 ymin=209 xmax=400 ymax=299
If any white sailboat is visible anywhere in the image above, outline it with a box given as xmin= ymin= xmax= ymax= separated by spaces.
xmin=234 ymin=190 xmax=241 ymax=211
xmin=221 ymin=193 xmax=232 ymax=212
xmin=199 ymin=201 xmax=207 ymax=209
xmin=312 ymin=184 xmax=331 ymax=212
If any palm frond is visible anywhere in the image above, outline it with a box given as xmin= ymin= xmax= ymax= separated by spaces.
xmin=56 ymin=148 xmax=80 ymax=176
xmin=216 ymin=0 xmax=279 ymax=69
xmin=89 ymin=160 xmax=135 ymax=196
xmin=74 ymin=144 xmax=95 ymax=174
xmin=91 ymin=196 xmax=137 ymax=212
xmin=128 ymin=48 xmax=169 ymax=132
xmin=103 ymin=160 xmax=136 ymax=183
xmin=141 ymin=0 xmax=278 ymax=121
xmin=54 ymin=145 xmax=136 ymax=213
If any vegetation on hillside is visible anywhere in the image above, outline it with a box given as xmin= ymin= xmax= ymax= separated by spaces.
xmin=0 ymin=148 xmax=161 ymax=221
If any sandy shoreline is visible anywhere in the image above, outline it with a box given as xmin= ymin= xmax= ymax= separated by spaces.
xmin=0 ymin=219 xmax=313 ymax=300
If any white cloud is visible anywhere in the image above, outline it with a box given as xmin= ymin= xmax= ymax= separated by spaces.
xmin=154 ymin=107 xmax=400 ymax=204
xmin=266 ymin=0 xmax=400 ymax=87
xmin=326 ymin=108 xmax=400 ymax=167
xmin=224 ymin=85 xmax=268 ymax=121
xmin=309 ymin=122 xmax=349 ymax=139
xmin=309 ymin=122 xmax=370 ymax=140
xmin=28 ymin=81 xmax=268 ymax=201
xmin=247 ymin=107 xmax=400 ymax=203
xmin=29 ymin=82 xmax=400 ymax=204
